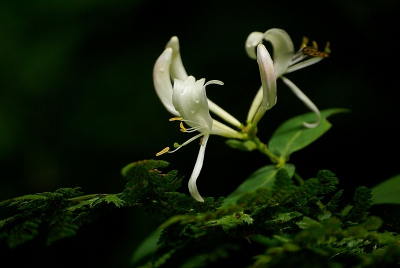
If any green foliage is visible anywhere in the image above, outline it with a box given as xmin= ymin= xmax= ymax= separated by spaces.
xmin=345 ymin=186 xmax=373 ymax=223
xmin=221 ymin=164 xmax=295 ymax=208
xmin=1 ymin=159 xmax=399 ymax=267
xmin=371 ymin=173 xmax=400 ymax=204
xmin=316 ymin=170 xmax=339 ymax=195
xmin=6 ymin=219 xmax=41 ymax=248
xmin=143 ymin=169 xmax=399 ymax=267
xmin=47 ymin=212 xmax=78 ymax=246
xmin=268 ymin=108 xmax=349 ymax=159
xmin=0 ymin=187 xmax=126 ymax=247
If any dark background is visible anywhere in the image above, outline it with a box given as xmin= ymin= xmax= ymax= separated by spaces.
xmin=1 ymin=0 xmax=399 ymax=266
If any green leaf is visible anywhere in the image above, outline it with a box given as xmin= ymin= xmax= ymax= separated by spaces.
xmin=270 ymin=211 xmax=303 ymax=223
xmin=221 ymin=164 xmax=295 ymax=208
xmin=268 ymin=108 xmax=349 ymax=159
xmin=371 ymin=174 xmax=400 ymax=205
xmin=7 ymin=219 xmax=41 ymax=248
xmin=131 ymin=228 xmax=163 ymax=265
xmin=296 ymin=216 xmax=321 ymax=229
xmin=0 ymin=194 xmax=48 ymax=207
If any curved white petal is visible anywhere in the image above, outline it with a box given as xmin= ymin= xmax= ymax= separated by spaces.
xmin=286 ymin=57 xmax=324 ymax=74
xmin=263 ymin=28 xmax=294 ymax=77
xmin=246 ymin=87 xmax=263 ymax=123
xmin=245 ymin=31 xmax=264 ymax=59
xmin=280 ymin=76 xmax=321 ymax=128
xmin=252 ymin=44 xmax=277 ymax=126
xmin=188 ymin=134 xmax=210 ymax=202
xmin=172 ymin=76 xmax=213 ymax=131
xmin=166 ymin=36 xmax=188 ymax=81
xmin=153 ymin=48 xmax=179 ymax=116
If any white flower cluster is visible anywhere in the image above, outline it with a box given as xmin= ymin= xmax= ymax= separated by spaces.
xmin=153 ymin=29 xmax=328 ymax=202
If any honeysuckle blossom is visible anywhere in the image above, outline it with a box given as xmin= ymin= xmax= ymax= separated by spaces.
xmin=156 ymin=76 xmax=245 ymax=202
xmin=153 ymin=37 xmax=248 ymax=202
xmin=154 ymin=36 xmax=242 ymax=129
xmin=247 ymin=44 xmax=276 ymax=126
xmin=245 ymin=28 xmax=329 ymax=128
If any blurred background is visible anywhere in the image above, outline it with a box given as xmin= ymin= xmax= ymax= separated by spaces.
xmin=1 ymin=0 xmax=399 ymax=266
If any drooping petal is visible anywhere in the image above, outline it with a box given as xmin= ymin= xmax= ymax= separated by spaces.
xmin=286 ymin=57 xmax=324 ymax=74
xmin=245 ymin=31 xmax=264 ymax=59
xmin=280 ymin=76 xmax=321 ymax=128
xmin=263 ymin=28 xmax=294 ymax=77
xmin=252 ymin=44 xmax=277 ymax=126
xmin=166 ymin=36 xmax=188 ymax=81
xmin=172 ymin=76 xmax=213 ymax=132
xmin=153 ymin=48 xmax=179 ymax=116
xmin=188 ymin=134 xmax=209 ymax=202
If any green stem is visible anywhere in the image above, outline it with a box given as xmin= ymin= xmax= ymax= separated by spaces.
xmin=253 ymin=137 xmax=285 ymax=167
xmin=293 ymin=172 xmax=305 ymax=185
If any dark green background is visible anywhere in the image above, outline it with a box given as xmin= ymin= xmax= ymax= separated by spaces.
xmin=1 ymin=0 xmax=399 ymax=266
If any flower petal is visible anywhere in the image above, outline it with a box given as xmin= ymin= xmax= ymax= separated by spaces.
xmin=252 ymin=44 xmax=277 ymax=125
xmin=172 ymin=76 xmax=213 ymax=131
xmin=263 ymin=28 xmax=294 ymax=77
xmin=286 ymin=57 xmax=324 ymax=74
xmin=166 ymin=36 xmax=188 ymax=81
xmin=245 ymin=31 xmax=264 ymax=59
xmin=280 ymin=76 xmax=321 ymax=128
xmin=188 ymin=134 xmax=210 ymax=202
xmin=153 ymin=48 xmax=179 ymax=116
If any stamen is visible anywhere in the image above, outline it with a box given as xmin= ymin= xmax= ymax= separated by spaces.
xmin=301 ymin=46 xmax=329 ymax=58
xmin=180 ymin=122 xmax=187 ymax=132
xmin=169 ymin=117 xmax=183 ymax=121
xmin=324 ymin=42 xmax=331 ymax=54
xmin=184 ymin=126 xmax=203 ymax=133
xmin=300 ymin=36 xmax=309 ymax=49
xmin=312 ymin=41 xmax=318 ymax=50
xmin=156 ymin=147 xmax=170 ymax=156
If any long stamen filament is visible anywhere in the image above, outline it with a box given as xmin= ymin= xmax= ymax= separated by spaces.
xmin=168 ymin=133 xmax=205 ymax=153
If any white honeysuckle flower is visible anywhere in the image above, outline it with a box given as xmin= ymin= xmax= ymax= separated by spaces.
xmin=153 ymin=48 xmax=179 ymax=116
xmin=156 ymin=76 xmax=245 ymax=202
xmin=247 ymin=44 xmax=276 ymax=126
xmin=246 ymin=28 xmax=329 ymax=128
xmin=154 ymin=36 xmax=242 ymax=129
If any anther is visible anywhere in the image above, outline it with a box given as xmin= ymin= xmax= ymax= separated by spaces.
xmin=169 ymin=117 xmax=183 ymax=121
xmin=312 ymin=41 xmax=318 ymax=50
xmin=324 ymin=42 xmax=331 ymax=54
xmin=300 ymin=36 xmax=309 ymax=49
xmin=156 ymin=147 xmax=170 ymax=156
xmin=179 ymin=122 xmax=186 ymax=132
xmin=199 ymin=137 xmax=204 ymax=145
